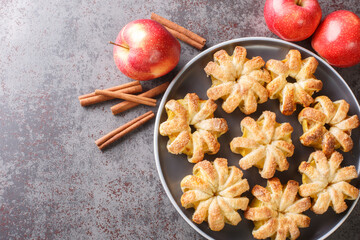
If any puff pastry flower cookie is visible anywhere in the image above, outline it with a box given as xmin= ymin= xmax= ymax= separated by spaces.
xmin=266 ymin=49 xmax=323 ymax=115
xmin=298 ymin=151 xmax=359 ymax=214
xmin=244 ymin=178 xmax=311 ymax=240
xmin=159 ymin=93 xmax=228 ymax=163
xmin=298 ymin=96 xmax=360 ymax=156
xmin=230 ymin=111 xmax=295 ymax=179
xmin=180 ymin=158 xmax=250 ymax=231
xmin=204 ymin=46 xmax=271 ymax=114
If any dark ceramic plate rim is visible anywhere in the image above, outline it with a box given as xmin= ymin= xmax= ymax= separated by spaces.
xmin=153 ymin=37 xmax=360 ymax=240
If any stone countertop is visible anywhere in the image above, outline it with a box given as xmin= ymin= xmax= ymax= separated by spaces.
xmin=0 ymin=0 xmax=359 ymax=239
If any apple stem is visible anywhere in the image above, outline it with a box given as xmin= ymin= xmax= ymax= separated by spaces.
xmin=296 ymin=0 xmax=303 ymax=6
xmin=109 ymin=41 xmax=129 ymax=50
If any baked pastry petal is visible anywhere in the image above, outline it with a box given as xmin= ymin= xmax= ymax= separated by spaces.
xmin=266 ymin=49 xmax=323 ymax=115
xmin=204 ymin=46 xmax=271 ymax=114
xmin=298 ymin=151 xmax=359 ymax=214
xmin=245 ymin=178 xmax=311 ymax=240
xmin=299 ymin=96 xmax=360 ymax=156
xmin=180 ymin=158 xmax=249 ymax=231
xmin=230 ymin=111 xmax=294 ymax=179
xmin=159 ymin=93 xmax=228 ymax=163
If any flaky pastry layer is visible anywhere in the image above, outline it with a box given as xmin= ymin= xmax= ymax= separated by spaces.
xmin=204 ymin=46 xmax=271 ymax=114
xmin=266 ymin=49 xmax=322 ymax=115
xmin=230 ymin=111 xmax=294 ymax=179
xmin=181 ymin=158 xmax=249 ymax=231
xmin=159 ymin=93 xmax=228 ymax=163
xmin=245 ymin=178 xmax=311 ymax=240
xmin=298 ymin=96 xmax=359 ymax=156
xmin=298 ymin=151 xmax=359 ymax=214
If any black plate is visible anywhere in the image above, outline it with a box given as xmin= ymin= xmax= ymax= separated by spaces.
xmin=154 ymin=37 xmax=360 ymax=240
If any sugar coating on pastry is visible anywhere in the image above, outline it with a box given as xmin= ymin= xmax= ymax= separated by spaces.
xmin=204 ymin=46 xmax=271 ymax=115
xmin=230 ymin=111 xmax=294 ymax=179
xmin=245 ymin=178 xmax=311 ymax=240
xmin=298 ymin=151 xmax=359 ymax=214
xmin=298 ymin=96 xmax=360 ymax=156
xmin=159 ymin=93 xmax=228 ymax=163
xmin=266 ymin=49 xmax=323 ymax=115
xmin=180 ymin=158 xmax=249 ymax=231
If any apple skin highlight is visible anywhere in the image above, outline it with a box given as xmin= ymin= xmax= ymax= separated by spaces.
xmin=312 ymin=10 xmax=360 ymax=68
xmin=114 ymin=19 xmax=181 ymax=81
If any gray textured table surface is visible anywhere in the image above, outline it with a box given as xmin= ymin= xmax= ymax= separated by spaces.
xmin=1 ymin=0 xmax=359 ymax=239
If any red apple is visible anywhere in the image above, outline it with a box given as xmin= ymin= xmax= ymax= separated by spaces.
xmin=264 ymin=0 xmax=322 ymax=41
xmin=113 ymin=19 xmax=181 ymax=81
xmin=312 ymin=10 xmax=360 ymax=68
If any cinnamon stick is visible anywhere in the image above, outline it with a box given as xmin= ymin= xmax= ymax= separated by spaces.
xmin=79 ymin=85 xmax=142 ymax=106
xmin=95 ymin=111 xmax=155 ymax=150
xmin=151 ymin=13 xmax=206 ymax=49
xmin=95 ymin=89 xmax=157 ymax=107
xmin=164 ymin=27 xmax=204 ymax=50
xmin=111 ymin=82 xmax=169 ymax=115
xmin=79 ymin=81 xmax=140 ymax=100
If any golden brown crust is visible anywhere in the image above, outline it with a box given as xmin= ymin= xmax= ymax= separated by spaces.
xmin=252 ymin=185 xmax=271 ymax=203
xmin=230 ymin=111 xmax=294 ymax=179
xmin=204 ymin=46 xmax=270 ymax=115
xmin=281 ymin=83 xmax=296 ymax=116
xmin=245 ymin=178 xmax=311 ymax=240
xmin=167 ymin=131 xmax=191 ymax=154
xmin=159 ymin=100 xmax=189 ymax=136
xmin=244 ymin=206 xmax=277 ymax=221
xmin=266 ymin=49 xmax=322 ymax=115
xmin=180 ymin=158 xmax=249 ymax=231
xmin=298 ymin=96 xmax=360 ymax=155
xmin=298 ymin=151 xmax=359 ymax=214
xmin=159 ymin=93 xmax=228 ymax=163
